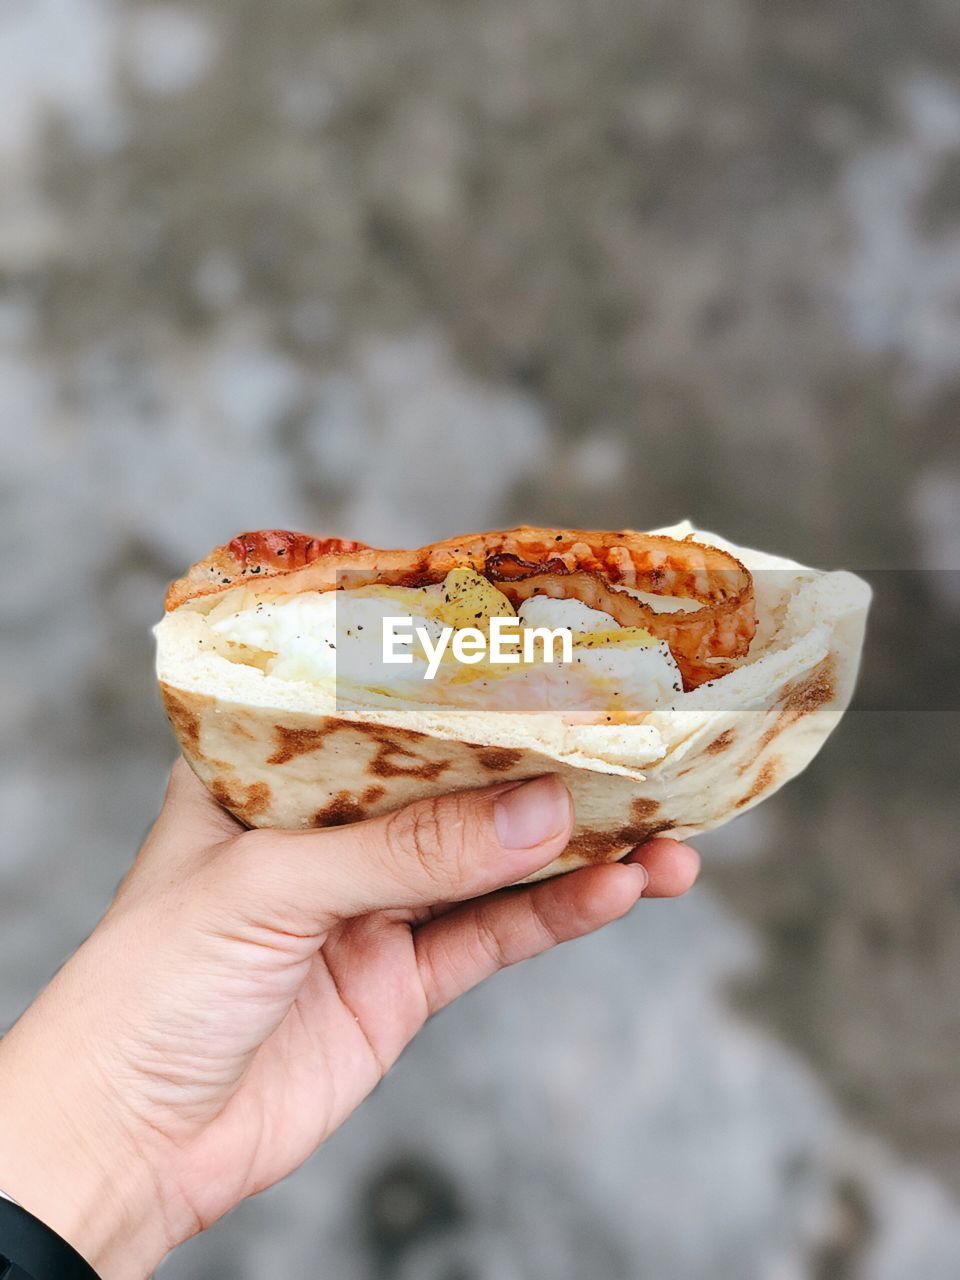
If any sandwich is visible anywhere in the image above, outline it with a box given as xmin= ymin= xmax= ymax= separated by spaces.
xmin=155 ymin=521 xmax=870 ymax=880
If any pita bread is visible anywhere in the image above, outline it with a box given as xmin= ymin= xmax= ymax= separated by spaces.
xmin=154 ymin=521 xmax=870 ymax=880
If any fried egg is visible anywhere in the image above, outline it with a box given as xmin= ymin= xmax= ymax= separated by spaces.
xmin=206 ymin=568 xmax=682 ymax=717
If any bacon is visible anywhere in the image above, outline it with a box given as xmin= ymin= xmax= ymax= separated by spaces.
xmin=166 ymin=531 xmax=370 ymax=609
xmin=227 ymin=531 xmax=370 ymax=572
xmin=166 ymin=525 xmax=756 ymax=689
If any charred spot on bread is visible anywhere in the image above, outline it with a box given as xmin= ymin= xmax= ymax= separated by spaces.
xmin=562 ymin=829 xmax=633 ymax=863
xmin=267 ymin=724 xmax=338 ymax=765
xmin=476 ymin=747 xmax=525 ymax=771
xmin=365 ymin=735 xmax=450 ymax=780
xmin=211 ymin=778 xmax=272 ymax=823
xmin=705 ymin=728 xmax=736 ymax=755
xmin=312 ymin=791 xmax=367 ymax=827
xmin=739 ymin=657 xmax=837 ymax=772
xmin=226 ymin=715 xmax=257 ymax=742
xmin=161 ymin=687 xmax=211 ymax=753
xmin=778 ymin=657 xmax=835 ymax=721
xmin=735 ymin=756 xmax=781 ymax=808
xmin=562 ymin=821 xmax=671 ymax=863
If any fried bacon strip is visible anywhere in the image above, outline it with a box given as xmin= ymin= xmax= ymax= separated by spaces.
xmin=166 ymin=526 xmax=756 ymax=689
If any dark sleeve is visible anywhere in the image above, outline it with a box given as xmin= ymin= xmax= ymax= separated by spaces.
xmin=0 ymin=1198 xmax=101 ymax=1280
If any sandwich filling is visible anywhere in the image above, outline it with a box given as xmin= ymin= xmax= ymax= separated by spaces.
xmin=201 ymin=567 xmax=685 ymax=719
xmin=164 ymin=526 xmax=762 ymax=723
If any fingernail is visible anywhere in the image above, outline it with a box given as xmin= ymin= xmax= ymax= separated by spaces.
xmin=626 ymin=862 xmax=649 ymax=891
xmin=494 ymin=775 xmax=571 ymax=849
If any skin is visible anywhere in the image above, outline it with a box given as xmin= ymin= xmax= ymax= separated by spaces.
xmin=0 ymin=762 xmax=700 ymax=1278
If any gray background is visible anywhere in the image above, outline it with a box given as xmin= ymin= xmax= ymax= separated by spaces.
xmin=1 ymin=1 xmax=959 ymax=1276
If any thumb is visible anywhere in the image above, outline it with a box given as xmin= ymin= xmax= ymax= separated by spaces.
xmin=113 ymin=759 xmax=243 ymax=907
xmin=222 ymin=775 xmax=574 ymax=928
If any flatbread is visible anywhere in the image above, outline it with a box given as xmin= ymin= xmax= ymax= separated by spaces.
xmin=154 ymin=521 xmax=870 ymax=880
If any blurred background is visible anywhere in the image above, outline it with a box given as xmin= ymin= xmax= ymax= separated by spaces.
xmin=2 ymin=1 xmax=959 ymax=1276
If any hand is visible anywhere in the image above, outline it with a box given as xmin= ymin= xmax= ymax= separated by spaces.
xmin=0 ymin=761 xmax=699 ymax=1279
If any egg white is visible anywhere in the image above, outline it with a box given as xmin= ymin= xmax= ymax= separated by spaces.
xmin=207 ymin=581 xmax=682 ymax=716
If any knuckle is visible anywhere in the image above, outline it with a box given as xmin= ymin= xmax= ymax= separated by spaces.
xmin=384 ymin=792 xmax=476 ymax=892
xmin=203 ymin=832 xmax=305 ymax=927
xmin=217 ymin=830 xmax=280 ymax=894
xmin=528 ymin=891 xmax=565 ymax=949
xmin=472 ymin=903 xmax=510 ymax=970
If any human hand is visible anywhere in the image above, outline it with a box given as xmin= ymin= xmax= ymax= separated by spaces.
xmin=0 ymin=761 xmax=699 ymax=1279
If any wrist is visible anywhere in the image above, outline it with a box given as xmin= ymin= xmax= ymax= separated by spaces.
xmin=0 ymin=1006 xmax=172 ymax=1279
